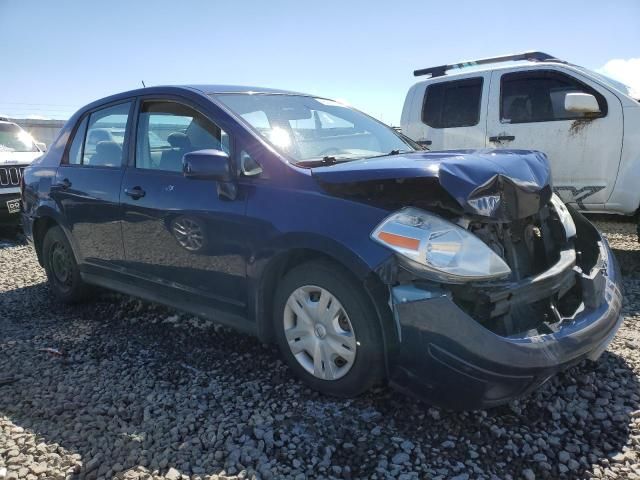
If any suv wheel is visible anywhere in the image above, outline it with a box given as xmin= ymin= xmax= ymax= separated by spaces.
xmin=274 ymin=260 xmax=384 ymax=397
xmin=42 ymin=226 xmax=89 ymax=303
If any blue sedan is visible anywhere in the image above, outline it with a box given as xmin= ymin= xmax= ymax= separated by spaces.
xmin=21 ymin=85 xmax=623 ymax=409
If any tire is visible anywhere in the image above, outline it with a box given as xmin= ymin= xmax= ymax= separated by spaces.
xmin=42 ymin=226 xmax=90 ymax=303
xmin=273 ymin=260 xmax=385 ymax=397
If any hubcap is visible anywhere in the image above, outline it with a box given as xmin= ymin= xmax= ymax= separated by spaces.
xmin=50 ymin=241 xmax=72 ymax=288
xmin=314 ymin=323 xmax=327 ymax=338
xmin=283 ymin=285 xmax=357 ymax=381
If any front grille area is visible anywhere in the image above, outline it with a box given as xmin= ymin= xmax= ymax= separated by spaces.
xmin=0 ymin=166 xmax=25 ymax=188
xmin=450 ymin=205 xmax=575 ymax=336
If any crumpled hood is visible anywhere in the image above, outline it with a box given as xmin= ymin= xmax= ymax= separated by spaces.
xmin=0 ymin=151 xmax=43 ymax=165
xmin=311 ymin=149 xmax=553 ymax=221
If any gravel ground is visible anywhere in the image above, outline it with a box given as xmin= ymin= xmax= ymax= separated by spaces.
xmin=0 ymin=218 xmax=639 ymax=480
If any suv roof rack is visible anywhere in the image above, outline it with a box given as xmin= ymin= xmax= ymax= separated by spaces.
xmin=413 ymin=51 xmax=565 ymax=78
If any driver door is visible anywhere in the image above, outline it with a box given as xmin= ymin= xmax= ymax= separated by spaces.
xmin=485 ymin=68 xmax=623 ymax=208
xmin=119 ymin=97 xmax=248 ymax=314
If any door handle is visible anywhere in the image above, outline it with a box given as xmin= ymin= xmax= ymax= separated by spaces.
xmin=489 ymin=135 xmax=515 ymax=143
xmin=56 ymin=178 xmax=72 ymax=190
xmin=124 ymin=186 xmax=146 ymax=200
xmin=417 ymin=140 xmax=432 ymax=148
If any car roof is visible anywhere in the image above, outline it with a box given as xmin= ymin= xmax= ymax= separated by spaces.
xmin=92 ymin=85 xmax=312 ymax=103
xmin=186 ymin=85 xmax=311 ymax=96
xmin=76 ymin=85 xmax=317 ymax=115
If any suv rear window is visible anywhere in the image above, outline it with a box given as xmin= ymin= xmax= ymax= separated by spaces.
xmin=422 ymin=78 xmax=483 ymax=129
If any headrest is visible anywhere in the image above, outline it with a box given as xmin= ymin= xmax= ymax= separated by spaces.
xmin=95 ymin=141 xmax=122 ymax=156
xmin=167 ymin=132 xmax=191 ymax=149
xmin=88 ymin=128 xmax=114 ymax=143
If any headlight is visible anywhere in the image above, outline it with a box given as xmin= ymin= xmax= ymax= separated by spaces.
xmin=371 ymin=207 xmax=511 ymax=283
xmin=550 ymin=193 xmax=576 ymax=239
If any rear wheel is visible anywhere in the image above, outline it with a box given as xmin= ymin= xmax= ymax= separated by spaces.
xmin=42 ymin=226 xmax=89 ymax=303
xmin=273 ymin=260 xmax=385 ymax=397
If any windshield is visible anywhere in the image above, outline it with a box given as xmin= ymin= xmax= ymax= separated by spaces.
xmin=0 ymin=123 xmax=39 ymax=153
xmin=214 ymin=94 xmax=415 ymax=163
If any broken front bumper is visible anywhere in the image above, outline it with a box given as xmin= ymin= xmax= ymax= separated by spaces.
xmin=388 ymin=228 xmax=623 ymax=410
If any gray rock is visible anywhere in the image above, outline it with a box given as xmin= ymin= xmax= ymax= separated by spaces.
xmin=392 ymin=452 xmax=410 ymax=465
xmin=401 ymin=440 xmax=415 ymax=452
xmin=85 ymin=455 xmax=102 ymax=473
xmin=165 ymin=467 xmax=181 ymax=480
xmin=450 ymin=475 xmax=469 ymax=480
xmin=567 ymin=459 xmax=580 ymax=471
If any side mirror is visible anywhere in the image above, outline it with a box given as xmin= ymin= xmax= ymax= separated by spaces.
xmin=565 ymin=93 xmax=600 ymax=114
xmin=183 ymin=149 xmax=232 ymax=181
xmin=35 ymin=142 xmax=47 ymax=152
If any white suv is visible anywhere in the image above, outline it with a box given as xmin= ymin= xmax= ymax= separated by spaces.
xmin=401 ymin=52 xmax=640 ymax=223
xmin=0 ymin=119 xmax=45 ymax=226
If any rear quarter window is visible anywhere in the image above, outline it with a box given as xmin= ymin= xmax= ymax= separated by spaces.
xmin=66 ymin=117 xmax=88 ymax=165
xmin=422 ymin=77 xmax=483 ymax=129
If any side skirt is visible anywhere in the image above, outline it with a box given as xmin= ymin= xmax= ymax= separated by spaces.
xmin=80 ymin=271 xmax=258 ymax=337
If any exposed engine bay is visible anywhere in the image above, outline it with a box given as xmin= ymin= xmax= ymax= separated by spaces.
xmin=372 ymin=200 xmax=606 ymax=338
xmin=441 ymin=206 xmax=604 ymax=337
xmin=465 ymin=205 xmax=564 ymax=281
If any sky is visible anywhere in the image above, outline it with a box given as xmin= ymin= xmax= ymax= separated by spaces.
xmin=1 ymin=0 xmax=638 ymax=125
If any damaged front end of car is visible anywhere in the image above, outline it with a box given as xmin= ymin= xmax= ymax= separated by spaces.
xmin=313 ymin=150 xmax=624 ymax=409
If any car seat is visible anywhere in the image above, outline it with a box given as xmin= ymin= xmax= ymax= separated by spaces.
xmin=90 ymin=141 xmax=122 ymax=166
xmin=159 ymin=132 xmax=193 ymax=172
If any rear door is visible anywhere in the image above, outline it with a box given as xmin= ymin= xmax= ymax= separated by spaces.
xmin=486 ymin=68 xmax=623 ymax=208
xmin=119 ymin=97 xmax=248 ymax=315
xmin=52 ymin=101 xmax=132 ymax=264
xmin=404 ymin=73 xmax=489 ymax=149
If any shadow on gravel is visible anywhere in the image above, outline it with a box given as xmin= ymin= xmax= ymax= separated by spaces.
xmin=1 ymin=286 xmax=639 ymax=479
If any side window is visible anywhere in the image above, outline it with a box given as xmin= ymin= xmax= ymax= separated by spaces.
xmin=66 ymin=117 xmax=88 ymax=165
xmin=422 ymin=78 xmax=483 ymax=128
xmin=500 ymin=71 xmax=607 ymax=124
xmin=83 ymin=102 xmax=131 ymax=167
xmin=136 ymin=101 xmax=229 ymax=172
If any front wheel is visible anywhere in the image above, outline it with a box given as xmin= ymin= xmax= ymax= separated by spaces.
xmin=42 ymin=226 xmax=90 ymax=303
xmin=273 ymin=260 xmax=385 ymax=397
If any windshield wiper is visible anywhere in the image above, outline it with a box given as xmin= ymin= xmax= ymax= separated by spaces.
xmin=364 ymin=149 xmax=412 ymax=160
xmin=294 ymin=156 xmax=354 ymax=167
